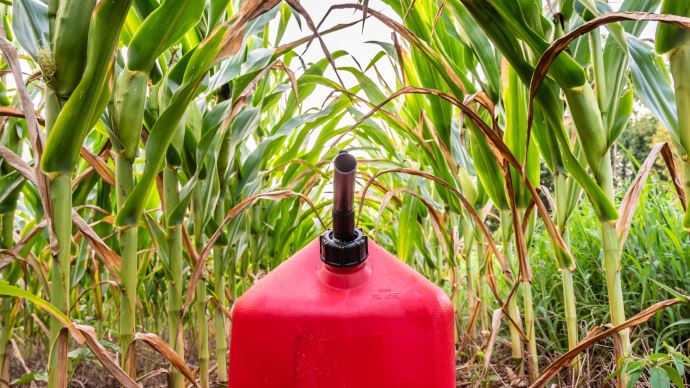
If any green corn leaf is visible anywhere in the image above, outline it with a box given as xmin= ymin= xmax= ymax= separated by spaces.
xmin=628 ymin=36 xmax=678 ymax=138
xmin=467 ymin=123 xmax=509 ymax=211
xmin=482 ymin=0 xmax=587 ymax=89
xmin=113 ymin=69 xmax=148 ymax=159
xmin=144 ymin=214 xmax=170 ymax=269
xmin=397 ymin=181 xmax=421 ymax=263
xmin=133 ymin=0 xmax=158 ymax=19
xmin=503 ymin=64 xmax=539 ymax=207
xmin=129 ymin=0 xmax=205 ymax=72
xmin=52 ymin=0 xmax=97 ymax=100
xmin=608 ymin=88 xmax=633 ymax=146
xmin=447 ymin=1 xmax=501 ymax=101
xmin=11 ymin=0 xmax=48 ymax=61
xmin=0 ymin=281 xmax=72 ymax=328
xmin=563 ymin=86 xmax=609 ymax=172
xmin=547 ymin=112 xmax=619 ymax=221
xmin=530 ymin=108 xmax=563 ymax=173
xmin=656 ymin=0 xmax=690 ymax=54
xmin=340 ymin=67 xmax=387 ymax=105
xmin=0 ymin=171 xmax=24 ymax=212
xmin=41 ymin=0 xmax=134 ymax=174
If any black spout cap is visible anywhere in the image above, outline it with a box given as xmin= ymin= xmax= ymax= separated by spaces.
xmin=320 ymin=228 xmax=368 ymax=267
xmin=320 ymin=150 xmax=368 ymax=267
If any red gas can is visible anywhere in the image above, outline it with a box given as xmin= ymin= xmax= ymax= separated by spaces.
xmin=228 ymin=152 xmax=455 ymax=387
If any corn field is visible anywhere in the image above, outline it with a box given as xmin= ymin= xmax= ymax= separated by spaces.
xmin=0 ymin=0 xmax=690 ymax=386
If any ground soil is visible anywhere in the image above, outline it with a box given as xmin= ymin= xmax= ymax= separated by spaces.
xmin=5 ymin=334 xmax=624 ymax=387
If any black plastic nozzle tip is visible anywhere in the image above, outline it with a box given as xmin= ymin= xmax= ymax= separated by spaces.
xmin=332 ymin=151 xmax=357 ymax=241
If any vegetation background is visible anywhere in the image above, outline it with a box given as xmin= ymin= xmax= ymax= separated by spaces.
xmin=0 ymin=0 xmax=689 ymax=387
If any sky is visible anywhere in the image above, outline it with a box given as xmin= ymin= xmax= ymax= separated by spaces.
xmin=270 ymin=1 xmax=659 ymax=111
xmin=270 ymin=1 xmax=401 ymax=109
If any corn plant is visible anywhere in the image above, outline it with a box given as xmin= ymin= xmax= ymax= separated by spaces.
xmin=656 ymin=1 xmax=690 ymax=231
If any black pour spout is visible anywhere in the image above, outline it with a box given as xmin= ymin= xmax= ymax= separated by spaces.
xmin=319 ymin=150 xmax=368 ymax=267
xmin=332 ymin=150 xmax=357 ymax=241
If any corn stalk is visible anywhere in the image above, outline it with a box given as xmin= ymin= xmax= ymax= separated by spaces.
xmin=656 ymin=0 xmax=690 ymax=229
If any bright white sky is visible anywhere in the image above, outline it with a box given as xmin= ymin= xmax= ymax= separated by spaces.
xmin=272 ymin=0 xmax=658 ymax=110
xmin=271 ymin=0 xmax=401 ymax=109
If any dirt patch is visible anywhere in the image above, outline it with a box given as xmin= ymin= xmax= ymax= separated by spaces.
xmin=6 ymin=334 xmax=619 ymax=387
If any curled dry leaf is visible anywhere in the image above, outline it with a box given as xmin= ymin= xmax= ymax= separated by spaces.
xmin=272 ymin=60 xmax=300 ymax=106
xmin=276 ymin=20 xmax=363 ymax=56
xmin=79 ymin=146 xmax=115 ymax=186
xmin=358 ymin=167 xmax=512 ymax=279
xmin=285 ymin=0 xmax=349 ymax=98
xmin=374 ymin=187 xmax=450 ymax=256
xmin=213 ymin=0 xmax=282 ymax=63
xmin=333 ymin=86 xmax=572 ymax=265
xmin=0 ymin=36 xmax=56 ymax=253
xmin=617 ymin=142 xmax=687 ymax=246
xmin=0 ymin=145 xmax=123 ymax=277
xmin=77 ymin=325 xmax=140 ymax=388
xmin=504 ymin=170 xmax=532 ymax=282
xmin=49 ymin=329 xmax=69 ymax=388
xmin=133 ymin=332 xmax=198 ymax=386
xmin=71 ymin=281 xmax=120 ymax=313
xmin=72 ymin=212 xmax=122 ymax=278
xmin=528 ymin=12 xmax=690 ymax=142
xmin=530 ymin=298 xmax=684 ymax=388
xmin=181 ymin=190 xmax=325 ymax=320
xmin=325 ymin=4 xmax=467 ymax=95
xmin=0 ymin=106 xmax=46 ymax=125
xmin=482 ymin=308 xmax=503 ymax=371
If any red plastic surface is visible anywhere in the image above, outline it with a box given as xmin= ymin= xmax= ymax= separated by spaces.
xmin=228 ymin=238 xmax=455 ymax=388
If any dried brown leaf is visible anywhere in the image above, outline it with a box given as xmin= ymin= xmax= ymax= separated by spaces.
xmin=79 ymin=146 xmax=115 ymax=186
xmin=0 ymin=106 xmax=46 ymax=125
xmin=133 ymin=332 xmax=198 ymax=386
xmin=181 ymin=190 xmax=325 ymax=320
xmin=483 ymin=308 xmax=503 ymax=370
xmin=358 ymin=167 xmax=511 ymax=278
xmin=375 ymin=187 xmax=450 ymax=256
xmin=285 ymin=0 xmax=350 ymax=99
xmin=617 ymin=142 xmax=686 ymax=246
xmin=77 ymin=325 xmax=140 ymax=388
xmin=531 ymin=298 xmax=684 ymax=387
xmin=0 ymin=36 xmax=56 ymax=253
xmin=73 ymin=211 xmax=122 ymax=277
xmin=528 ymin=12 xmax=690 ymax=139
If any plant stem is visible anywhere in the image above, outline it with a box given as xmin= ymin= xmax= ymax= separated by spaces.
xmin=522 ymin=282 xmax=538 ymax=381
xmin=197 ymin=282 xmax=209 ymax=388
xmin=213 ymin=168 xmax=228 ymax=384
xmin=194 ymin=188 xmax=209 ymax=388
xmin=595 ymin=152 xmax=630 ymax=369
xmin=0 ymin=214 xmax=11 ymax=387
xmin=520 ymin=209 xmax=538 ymax=382
xmin=116 ymin=154 xmax=137 ymax=378
xmin=561 ymin=268 xmax=580 ymax=376
xmin=164 ymin=167 xmax=184 ymax=388
xmin=669 ymin=45 xmax=690 ymax=228
xmin=501 ymin=211 xmax=524 ymax=367
xmin=463 ymin=226 xmax=477 ymax=338
xmin=48 ymin=173 xmax=71 ymax=388
xmin=476 ymin=233 xmax=489 ymax=331
xmin=554 ymin=174 xmax=581 ymax=378
xmin=213 ymin=245 xmax=228 ymax=383
xmin=212 ymin=199 xmax=229 ymax=384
